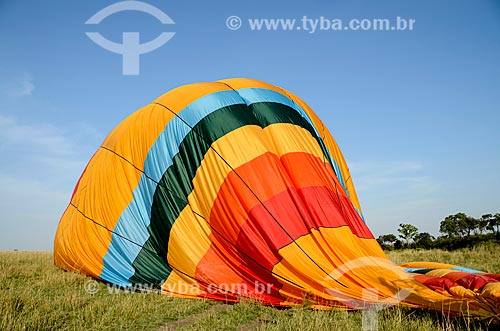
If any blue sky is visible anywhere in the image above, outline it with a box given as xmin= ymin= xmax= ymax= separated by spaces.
xmin=0 ymin=0 xmax=499 ymax=250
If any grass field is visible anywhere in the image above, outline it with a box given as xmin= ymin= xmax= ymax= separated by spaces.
xmin=1 ymin=244 xmax=499 ymax=331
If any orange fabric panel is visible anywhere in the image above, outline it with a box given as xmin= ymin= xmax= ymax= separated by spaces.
xmin=55 ymin=104 xmax=174 ymax=274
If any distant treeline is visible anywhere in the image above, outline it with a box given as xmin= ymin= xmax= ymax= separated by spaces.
xmin=377 ymin=212 xmax=500 ymax=250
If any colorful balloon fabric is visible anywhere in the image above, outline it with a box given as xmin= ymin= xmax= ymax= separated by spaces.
xmin=54 ymin=78 xmax=500 ymax=321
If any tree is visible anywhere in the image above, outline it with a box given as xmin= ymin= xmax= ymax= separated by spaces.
xmin=414 ymin=232 xmax=435 ymax=249
xmin=440 ymin=215 xmax=460 ymax=238
xmin=492 ymin=213 xmax=500 ymax=234
xmin=466 ymin=216 xmax=480 ymax=236
xmin=377 ymin=234 xmax=398 ymax=249
xmin=379 ymin=234 xmax=397 ymax=245
xmin=439 ymin=213 xmax=477 ymax=238
xmin=397 ymin=223 xmax=418 ymax=247
xmin=483 ymin=213 xmax=500 ymax=235
xmin=478 ymin=214 xmax=490 ymax=234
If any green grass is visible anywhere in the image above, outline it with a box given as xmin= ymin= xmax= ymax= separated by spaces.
xmin=1 ymin=244 xmax=499 ymax=331
xmin=386 ymin=243 xmax=500 ymax=273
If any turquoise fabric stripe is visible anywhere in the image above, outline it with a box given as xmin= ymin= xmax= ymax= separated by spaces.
xmin=99 ymin=90 xmax=246 ymax=284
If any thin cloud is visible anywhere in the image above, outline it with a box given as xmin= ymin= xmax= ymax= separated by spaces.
xmin=0 ymin=173 xmax=69 ymax=251
xmin=3 ymin=73 xmax=35 ymax=97
xmin=348 ymin=160 xmax=444 ymax=236
xmin=0 ymin=114 xmax=102 ymax=250
xmin=0 ymin=114 xmax=75 ymax=158
xmin=348 ymin=160 xmax=436 ymax=194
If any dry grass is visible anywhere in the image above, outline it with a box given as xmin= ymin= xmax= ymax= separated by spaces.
xmin=1 ymin=245 xmax=499 ymax=331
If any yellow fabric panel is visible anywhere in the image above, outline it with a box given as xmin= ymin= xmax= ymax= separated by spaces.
xmin=448 ymin=285 xmax=477 ymax=300
xmin=165 ymin=123 xmax=326 ymax=281
xmin=164 ymin=203 xmax=213 ymax=285
xmin=162 ymin=270 xmax=204 ymax=297
xmin=54 ymin=104 xmax=174 ymax=275
xmin=153 ymin=82 xmax=231 ymax=113
xmin=272 ymin=227 xmax=465 ymax=308
xmin=218 ymin=77 xmax=284 ymax=94
xmin=482 ymin=282 xmax=500 ymax=305
xmin=262 ymin=122 xmax=324 ymax=160
xmin=219 ymin=77 xmax=362 ymax=213
xmin=273 ymin=227 xmax=394 ymax=301
xmin=54 ymin=206 xmax=106 ymax=278
xmin=483 ymin=282 xmax=500 ymax=296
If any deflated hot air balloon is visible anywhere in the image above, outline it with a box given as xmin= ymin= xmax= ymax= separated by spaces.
xmin=54 ymin=78 xmax=500 ymax=321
